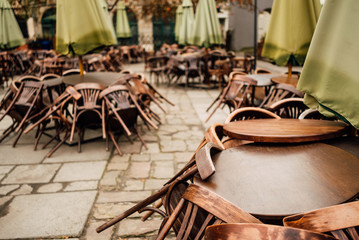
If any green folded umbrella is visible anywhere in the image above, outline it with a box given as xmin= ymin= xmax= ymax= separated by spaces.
xmin=297 ymin=0 xmax=359 ymax=129
xmin=116 ymin=1 xmax=131 ymax=38
xmin=56 ymin=0 xmax=117 ymax=75
xmin=189 ymin=0 xmax=223 ymax=48
xmin=174 ymin=5 xmax=183 ymax=42
xmin=178 ymin=0 xmax=194 ymax=45
xmin=0 ymin=0 xmax=25 ymax=49
xmin=56 ymin=0 xmax=117 ymax=56
xmin=261 ymin=0 xmax=321 ymax=67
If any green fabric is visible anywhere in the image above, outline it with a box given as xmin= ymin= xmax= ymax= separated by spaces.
xmin=261 ymin=0 xmax=321 ymax=66
xmin=174 ymin=5 xmax=183 ymax=41
xmin=0 ymin=0 xmax=25 ymax=49
xmin=116 ymin=1 xmax=131 ymax=38
xmin=56 ymin=0 xmax=117 ymax=56
xmin=189 ymin=0 xmax=223 ymax=47
xmin=297 ymin=0 xmax=359 ymax=129
xmin=178 ymin=0 xmax=194 ymax=45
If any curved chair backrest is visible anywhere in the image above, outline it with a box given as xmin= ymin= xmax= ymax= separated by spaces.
xmin=283 ymin=201 xmax=359 ymax=240
xmin=268 ymin=97 xmax=308 ymax=118
xmin=298 ymin=108 xmax=334 ymax=120
xmin=225 ymin=107 xmax=280 ymax=124
xmin=62 ymin=69 xmax=83 ymax=76
xmin=254 ymin=68 xmax=272 ymax=74
xmin=205 ymin=223 xmax=336 ymax=240
xmin=259 ymin=83 xmax=304 ymax=108
xmin=18 ymin=75 xmax=42 ymax=82
xmin=41 ymin=73 xmax=60 ymax=81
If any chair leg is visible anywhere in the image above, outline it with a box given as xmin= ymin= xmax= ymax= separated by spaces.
xmin=108 ymin=131 xmax=122 ymax=156
xmin=12 ymin=125 xmax=26 ymax=148
xmin=46 ymin=131 xmax=70 ymax=158
xmin=33 ymin=124 xmax=45 ymax=150
xmin=77 ymin=129 xmax=84 ymax=153
xmin=0 ymin=121 xmax=17 ymax=143
xmin=135 ymin=126 xmax=148 ymax=150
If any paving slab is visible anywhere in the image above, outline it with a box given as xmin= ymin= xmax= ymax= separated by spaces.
xmin=0 ymin=144 xmax=47 ymax=165
xmin=37 ymin=183 xmax=63 ymax=193
xmin=0 ymin=191 xmax=97 ymax=239
xmin=44 ymin=141 xmax=111 ymax=163
xmin=64 ymin=181 xmax=99 ymax=192
xmin=117 ymin=218 xmax=163 ymax=237
xmin=0 ymin=166 xmax=14 ymax=175
xmin=2 ymin=164 xmax=60 ymax=184
xmin=10 ymin=184 xmax=33 ymax=195
xmin=54 ymin=161 xmax=107 ymax=182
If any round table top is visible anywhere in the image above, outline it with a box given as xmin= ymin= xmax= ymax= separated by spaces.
xmin=247 ymin=74 xmax=281 ymax=87
xmin=271 ymin=76 xmax=299 ymax=87
xmin=194 ymin=142 xmax=359 ymax=219
xmin=61 ymin=72 xmax=127 ymax=86
xmin=223 ymin=119 xmax=349 ymax=143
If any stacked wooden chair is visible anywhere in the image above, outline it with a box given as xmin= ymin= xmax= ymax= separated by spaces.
xmin=206 ymin=72 xmax=257 ymax=122
xmin=0 ymin=81 xmax=45 ymax=147
xmin=70 ymin=83 xmax=106 ymax=152
xmin=154 ymin=184 xmax=262 ymax=240
xmin=24 ymin=86 xmax=81 ymax=157
xmin=99 ymin=85 xmax=158 ymax=155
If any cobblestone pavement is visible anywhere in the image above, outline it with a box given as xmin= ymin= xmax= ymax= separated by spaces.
xmin=0 ymin=63 xmax=230 ymax=240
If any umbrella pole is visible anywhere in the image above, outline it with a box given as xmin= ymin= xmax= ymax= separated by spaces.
xmin=79 ymin=56 xmax=84 ymax=76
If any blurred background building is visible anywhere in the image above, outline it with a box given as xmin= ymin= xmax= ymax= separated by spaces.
xmin=9 ymin=0 xmax=273 ymax=52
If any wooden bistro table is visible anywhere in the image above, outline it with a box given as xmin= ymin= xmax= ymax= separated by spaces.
xmin=194 ymin=142 xmax=359 ymax=220
xmin=193 ymin=119 xmax=358 ymax=221
xmin=271 ymin=75 xmax=299 ymax=87
xmin=223 ymin=119 xmax=349 ymax=143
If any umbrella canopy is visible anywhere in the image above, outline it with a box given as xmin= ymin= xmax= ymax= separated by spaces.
xmin=178 ymin=0 xmax=194 ymax=45
xmin=261 ymin=0 xmax=321 ymax=66
xmin=189 ymin=0 xmax=223 ymax=48
xmin=0 ymin=0 xmax=25 ymax=49
xmin=116 ymin=1 xmax=131 ymax=38
xmin=297 ymin=0 xmax=359 ymax=129
xmin=56 ymin=0 xmax=117 ymax=56
xmin=174 ymin=5 xmax=183 ymax=42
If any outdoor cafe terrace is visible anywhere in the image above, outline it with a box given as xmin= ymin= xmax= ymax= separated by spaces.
xmin=1 ymin=0 xmax=359 ymax=239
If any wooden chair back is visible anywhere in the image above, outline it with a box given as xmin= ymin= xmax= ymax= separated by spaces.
xmin=268 ymin=97 xmax=308 ymax=118
xmin=62 ymin=69 xmax=82 ymax=76
xmin=283 ymin=201 xmax=359 ymax=240
xmin=155 ymin=184 xmax=262 ymax=240
xmin=225 ymin=107 xmax=280 ymax=124
xmin=41 ymin=73 xmax=61 ymax=81
xmin=0 ymin=81 xmax=45 ymax=147
xmin=205 ymin=76 xmax=257 ymax=122
xmin=205 ymin=223 xmax=337 ymax=240
xmin=70 ymin=83 xmax=106 ymax=144
xmin=259 ymin=84 xmax=304 ymax=108
xmin=254 ymin=68 xmax=272 ymax=74
xmin=299 ymin=108 xmax=334 ymax=120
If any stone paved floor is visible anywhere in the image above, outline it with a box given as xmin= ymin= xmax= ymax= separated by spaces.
xmin=0 ymin=63 xmax=230 ymax=240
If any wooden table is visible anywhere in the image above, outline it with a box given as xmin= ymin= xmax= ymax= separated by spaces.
xmin=271 ymin=75 xmax=299 ymax=87
xmin=247 ymin=74 xmax=280 ymax=87
xmin=62 ymin=72 xmax=127 ymax=86
xmin=194 ymin=142 xmax=359 ymax=220
xmin=246 ymin=74 xmax=279 ymax=103
xmin=223 ymin=119 xmax=349 ymax=143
